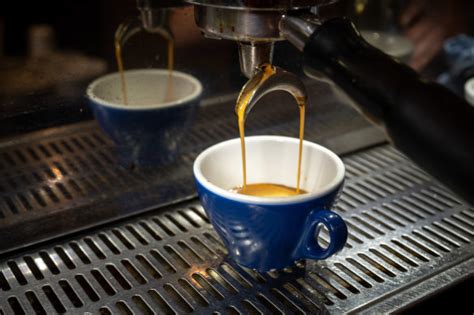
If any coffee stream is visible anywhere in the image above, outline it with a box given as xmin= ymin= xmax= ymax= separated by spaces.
xmin=236 ymin=65 xmax=276 ymax=191
xmin=114 ymin=41 xmax=129 ymax=105
xmin=115 ymin=22 xmax=174 ymax=106
xmin=234 ymin=64 xmax=307 ymax=197
xmin=165 ymin=39 xmax=174 ymax=102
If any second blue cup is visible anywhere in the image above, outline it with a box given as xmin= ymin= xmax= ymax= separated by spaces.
xmin=86 ymin=69 xmax=202 ymax=166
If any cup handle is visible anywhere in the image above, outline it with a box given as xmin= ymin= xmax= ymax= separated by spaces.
xmin=299 ymin=210 xmax=348 ymax=260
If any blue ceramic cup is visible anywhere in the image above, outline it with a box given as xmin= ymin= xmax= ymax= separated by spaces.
xmin=86 ymin=69 xmax=202 ymax=166
xmin=194 ymin=136 xmax=348 ymax=271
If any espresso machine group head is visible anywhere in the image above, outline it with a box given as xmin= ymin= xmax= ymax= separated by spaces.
xmin=136 ymin=0 xmax=337 ymax=78
xmin=187 ymin=0 xmax=337 ymax=77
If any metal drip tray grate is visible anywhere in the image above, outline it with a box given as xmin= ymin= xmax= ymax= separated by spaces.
xmin=1 ymin=145 xmax=472 ymax=314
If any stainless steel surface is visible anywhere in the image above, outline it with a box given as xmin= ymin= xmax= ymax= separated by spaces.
xmin=194 ymin=5 xmax=282 ymax=78
xmin=238 ymin=42 xmax=275 ymax=78
xmin=136 ymin=0 xmax=183 ymax=32
xmin=136 ymin=0 xmax=185 ymax=9
xmin=190 ymin=0 xmax=336 ymax=77
xmin=279 ymin=15 xmax=319 ymax=51
xmin=237 ymin=65 xmax=307 ymax=118
xmin=0 ymin=83 xmax=386 ymax=255
xmin=186 ymin=0 xmax=336 ymax=10
xmin=194 ymin=6 xmax=284 ymax=41
xmin=0 ymin=144 xmax=472 ymax=314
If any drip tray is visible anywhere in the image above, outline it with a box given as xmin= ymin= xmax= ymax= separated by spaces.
xmin=0 ymin=144 xmax=472 ymax=314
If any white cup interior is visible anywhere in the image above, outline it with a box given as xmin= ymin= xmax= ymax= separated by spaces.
xmin=86 ymin=69 xmax=202 ymax=109
xmin=194 ymin=136 xmax=345 ymax=204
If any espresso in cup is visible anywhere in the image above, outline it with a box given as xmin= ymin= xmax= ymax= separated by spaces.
xmin=230 ymin=183 xmax=307 ymax=197
xmin=194 ymin=136 xmax=348 ymax=271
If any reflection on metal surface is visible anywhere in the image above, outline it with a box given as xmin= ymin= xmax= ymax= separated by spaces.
xmin=186 ymin=0 xmax=336 ymax=10
xmin=0 ymin=144 xmax=472 ymax=314
xmin=47 ymin=166 xmax=64 ymax=184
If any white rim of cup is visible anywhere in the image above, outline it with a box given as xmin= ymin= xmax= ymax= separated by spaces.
xmin=86 ymin=69 xmax=203 ymax=110
xmin=193 ymin=136 xmax=346 ymax=205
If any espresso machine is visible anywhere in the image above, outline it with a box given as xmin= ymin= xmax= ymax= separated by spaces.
xmin=0 ymin=1 xmax=473 ymax=313
xmin=137 ymin=0 xmax=474 ymax=203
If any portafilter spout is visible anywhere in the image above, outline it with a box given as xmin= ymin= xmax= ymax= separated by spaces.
xmin=136 ymin=0 xmax=186 ymax=33
xmin=235 ymin=64 xmax=307 ymax=119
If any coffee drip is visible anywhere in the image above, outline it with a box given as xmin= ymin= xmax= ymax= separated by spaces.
xmin=114 ymin=18 xmax=174 ymax=106
xmin=233 ymin=64 xmax=307 ymax=197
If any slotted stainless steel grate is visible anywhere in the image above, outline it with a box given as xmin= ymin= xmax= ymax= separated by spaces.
xmin=1 ymin=145 xmax=472 ymax=314
xmin=0 ymin=86 xmax=385 ymax=254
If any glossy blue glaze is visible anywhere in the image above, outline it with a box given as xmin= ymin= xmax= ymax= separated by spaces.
xmin=88 ymin=99 xmax=197 ymax=166
xmin=86 ymin=70 xmax=202 ymax=167
xmin=195 ymin=179 xmax=347 ymax=271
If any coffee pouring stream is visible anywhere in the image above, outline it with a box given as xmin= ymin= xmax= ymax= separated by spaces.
xmin=235 ymin=64 xmax=307 ymax=195
xmin=115 ymin=14 xmax=175 ymax=106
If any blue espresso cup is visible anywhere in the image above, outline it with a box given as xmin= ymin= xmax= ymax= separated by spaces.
xmin=86 ymin=69 xmax=202 ymax=166
xmin=194 ymin=136 xmax=348 ymax=271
